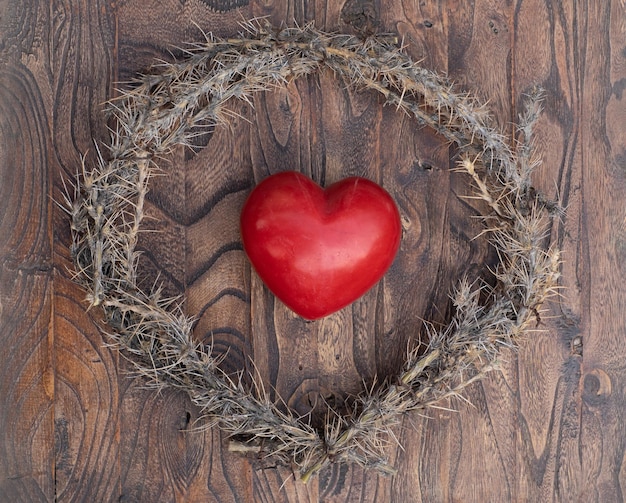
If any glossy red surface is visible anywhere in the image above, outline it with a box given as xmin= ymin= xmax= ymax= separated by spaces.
xmin=240 ymin=171 xmax=401 ymax=320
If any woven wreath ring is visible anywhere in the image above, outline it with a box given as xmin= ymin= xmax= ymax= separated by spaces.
xmin=68 ymin=22 xmax=560 ymax=481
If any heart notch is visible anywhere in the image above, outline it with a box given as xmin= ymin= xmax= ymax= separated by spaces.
xmin=240 ymin=171 xmax=402 ymax=320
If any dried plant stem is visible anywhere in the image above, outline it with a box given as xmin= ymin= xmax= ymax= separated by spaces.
xmin=68 ymin=21 xmax=561 ymax=481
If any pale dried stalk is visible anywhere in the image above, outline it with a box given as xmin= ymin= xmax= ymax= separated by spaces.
xmin=68 ymin=21 xmax=561 ymax=481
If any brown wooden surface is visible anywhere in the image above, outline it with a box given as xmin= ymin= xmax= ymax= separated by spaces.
xmin=1 ymin=1 xmax=625 ymax=501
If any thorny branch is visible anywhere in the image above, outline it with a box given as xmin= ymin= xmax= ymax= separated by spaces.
xmin=68 ymin=21 xmax=561 ymax=481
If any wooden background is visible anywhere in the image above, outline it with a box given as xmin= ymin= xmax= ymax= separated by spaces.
xmin=1 ymin=0 xmax=625 ymax=501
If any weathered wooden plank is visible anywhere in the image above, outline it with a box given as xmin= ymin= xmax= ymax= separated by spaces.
xmin=48 ymin=0 xmax=123 ymax=500
xmin=510 ymin=1 xmax=583 ymax=500
xmin=377 ymin=2 xmax=463 ymax=503
xmin=578 ymin=1 xmax=626 ymax=500
xmin=113 ymin=2 xmax=258 ymax=499
xmin=0 ymin=4 xmax=55 ymax=502
xmin=399 ymin=2 xmax=518 ymax=502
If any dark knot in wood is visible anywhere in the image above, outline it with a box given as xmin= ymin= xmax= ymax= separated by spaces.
xmin=341 ymin=0 xmax=379 ymax=36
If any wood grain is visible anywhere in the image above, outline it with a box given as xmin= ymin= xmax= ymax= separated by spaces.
xmin=0 ymin=3 xmax=57 ymax=502
xmin=48 ymin=0 xmax=122 ymax=501
xmin=1 ymin=0 xmax=625 ymax=501
xmin=0 ymin=61 xmax=54 ymax=503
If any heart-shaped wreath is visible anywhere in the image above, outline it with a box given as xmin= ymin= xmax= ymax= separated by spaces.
xmin=67 ymin=21 xmax=561 ymax=482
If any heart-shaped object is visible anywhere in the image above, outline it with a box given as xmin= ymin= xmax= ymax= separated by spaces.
xmin=240 ymin=171 xmax=401 ymax=320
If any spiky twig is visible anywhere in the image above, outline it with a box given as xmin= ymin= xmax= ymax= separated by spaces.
xmin=69 ymin=21 xmax=561 ymax=481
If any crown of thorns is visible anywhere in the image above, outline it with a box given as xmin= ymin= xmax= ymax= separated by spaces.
xmin=66 ymin=22 xmax=561 ymax=482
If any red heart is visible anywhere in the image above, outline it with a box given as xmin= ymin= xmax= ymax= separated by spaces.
xmin=240 ymin=171 xmax=401 ymax=320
